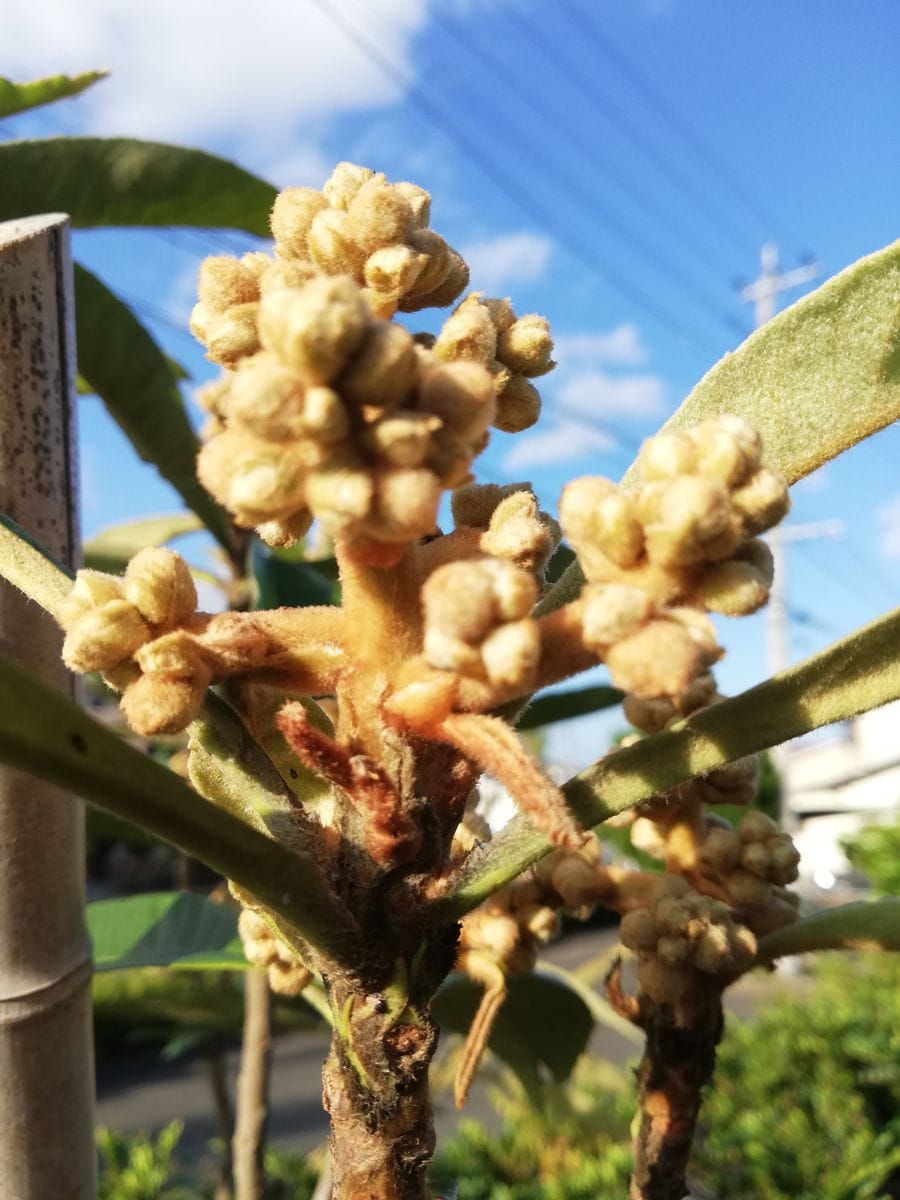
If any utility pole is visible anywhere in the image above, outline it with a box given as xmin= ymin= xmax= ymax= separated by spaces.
xmin=738 ymin=242 xmax=820 ymax=328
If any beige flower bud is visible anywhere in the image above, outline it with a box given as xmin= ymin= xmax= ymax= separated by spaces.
xmin=59 ymin=571 xmax=124 ymax=630
xmin=402 ymin=229 xmax=452 ymax=297
xmin=434 ymin=295 xmax=498 ymax=367
xmin=741 ymin=841 xmax=772 ymax=877
xmin=692 ymin=923 xmax=732 ymax=973
xmin=725 ymin=870 xmax=771 ymax=908
xmin=133 ymin=629 xmax=205 ymax=678
xmin=259 ymin=259 xmax=319 ymax=294
xmin=322 ymin=162 xmax=379 ymax=211
xmin=304 ymin=467 xmax=374 ymax=534
xmin=422 ymin=561 xmax=500 ymax=644
xmin=258 ymin=276 xmax=369 ymax=385
xmin=699 ymin=827 xmax=744 ymax=873
xmin=123 ymin=548 xmax=197 ymax=629
xmin=731 ymin=466 xmax=790 ymax=535
xmin=581 ymin=583 xmax=652 ymax=649
xmin=392 ymin=181 xmax=431 ymax=226
xmin=401 ymin=248 xmax=469 ymax=311
xmin=370 ymin=468 xmax=442 ymax=541
xmin=226 ymin=353 xmax=307 ymax=441
xmin=642 ymin=475 xmax=741 ymax=566
xmin=346 ymin=180 xmax=416 ymax=252
xmin=480 ymin=618 xmax=540 ymax=689
xmin=307 ymin=209 xmax=366 ymax=278
xmin=423 ymin=627 xmax=483 ymax=675
xmin=691 ymin=420 xmax=755 ymax=486
xmin=697 ymin=557 xmax=770 ymax=615
xmin=496 ymin=314 xmax=554 ymax=377
xmin=494 ymin=375 xmax=541 ymax=433
xmin=559 ymin=477 xmax=644 ymax=573
xmin=197 ymin=256 xmax=260 ymax=311
xmin=256 ymin=508 xmax=314 ymax=549
xmin=300 ymin=387 xmax=349 ymax=444
xmin=451 ymin=481 xmax=524 ymax=529
xmin=605 ymin=619 xmax=702 ymax=699
xmin=639 ymin=431 xmax=697 ymax=480
xmin=338 ymin=321 xmax=419 ymax=410
xmin=738 ymin=810 xmax=779 ymax=842
xmin=200 ymin=302 xmax=261 ymax=367
xmin=197 ymin=433 xmax=307 ymax=524
xmin=363 ymin=244 xmax=428 ymax=300
xmin=483 ymin=296 xmax=516 ymax=333
xmin=62 ymin=600 xmax=150 ymax=673
xmin=417 ymin=361 xmax=495 ymax=441
xmin=630 ymin=816 xmax=667 ymax=858
xmin=121 ymin=672 xmax=209 ymax=736
xmin=366 ymin=412 xmax=441 ymax=468
xmin=270 ymin=186 xmax=329 ymax=258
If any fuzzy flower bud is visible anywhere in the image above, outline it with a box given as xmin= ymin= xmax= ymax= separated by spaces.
xmin=258 ymin=276 xmax=369 ymax=386
xmin=270 ymin=187 xmax=329 ymax=258
xmin=496 ymin=314 xmax=554 ymax=377
xmin=62 ymin=599 xmax=151 ymax=674
xmin=123 ymin=547 xmax=197 ymax=629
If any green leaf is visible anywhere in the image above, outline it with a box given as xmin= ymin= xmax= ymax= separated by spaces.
xmin=517 ymin=685 xmax=624 ymax=731
xmin=0 ymin=71 xmax=108 ymax=119
xmin=89 ymin=892 xmax=246 ymax=971
xmin=756 ymin=898 xmax=900 ymax=961
xmin=636 ymin=240 xmax=900 ymax=486
xmin=533 ymin=960 xmax=643 ymax=1047
xmin=0 ymin=510 xmax=74 ymax=621
xmin=83 ymin=513 xmax=203 ymax=574
xmin=250 ymin=539 xmax=340 ymax=609
xmin=440 ymin=607 xmax=900 ymax=919
xmin=0 ymin=137 xmax=275 ymax=233
xmin=74 ymin=264 xmax=237 ymax=555
xmin=0 ymin=651 xmax=359 ymax=966
xmin=433 ymin=971 xmax=594 ymax=1095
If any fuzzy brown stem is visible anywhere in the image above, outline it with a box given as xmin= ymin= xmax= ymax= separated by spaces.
xmin=205 ymin=1045 xmax=235 ymax=1199
xmin=233 ymin=967 xmax=273 ymax=1200
xmin=628 ymin=993 xmax=724 ymax=1200
xmin=323 ymin=971 xmax=442 ymax=1200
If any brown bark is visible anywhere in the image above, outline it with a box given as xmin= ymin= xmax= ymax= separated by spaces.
xmin=618 ymin=971 xmax=724 ymax=1200
xmin=233 ymin=967 xmax=273 ymax=1200
xmin=205 ymin=1044 xmax=235 ymax=1199
xmin=0 ymin=215 xmax=95 ymax=1197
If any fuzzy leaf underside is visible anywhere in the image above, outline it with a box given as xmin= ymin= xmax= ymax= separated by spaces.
xmin=0 ymin=510 xmax=74 ymax=621
xmin=89 ymin=892 xmax=247 ymax=971
xmin=0 ymin=136 xmax=276 ymax=233
xmin=0 ymin=651 xmax=358 ymax=965
xmin=83 ymin=512 xmax=203 ymax=574
xmin=442 ymin=607 xmax=900 ymax=918
xmin=541 ymin=241 xmax=900 ymax=615
xmin=0 ymin=71 xmax=108 ymax=118
xmin=433 ymin=971 xmax=595 ymax=1095
xmin=74 ymin=264 xmax=236 ymax=554
xmin=756 ymin=897 xmax=900 ymax=960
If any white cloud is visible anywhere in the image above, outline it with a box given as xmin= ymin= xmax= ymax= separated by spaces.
xmin=557 ymin=371 xmax=666 ymax=420
xmin=502 ymin=419 xmax=617 ymax=473
xmin=7 ymin=0 xmax=428 ymax=165
xmin=554 ymin=324 xmax=647 ymax=368
xmin=877 ymin=494 xmax=900 ymax=560
xmin=463 ymin=233 xmax=553 ymax=292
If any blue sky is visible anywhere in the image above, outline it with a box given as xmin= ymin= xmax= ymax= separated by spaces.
xmin=3 ymin=0 xmax=898 ymax=767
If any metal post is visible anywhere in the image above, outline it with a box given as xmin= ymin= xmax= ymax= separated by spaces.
xmin=0 ymin=215 xmax=96 ymax=1198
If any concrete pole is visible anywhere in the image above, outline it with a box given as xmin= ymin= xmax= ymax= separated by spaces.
xmin=0 ymin=215 xmax=96 ymax=1198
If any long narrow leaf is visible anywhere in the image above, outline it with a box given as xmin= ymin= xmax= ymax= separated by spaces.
xmin=0 ymin=653 xmax=359 ymax=966
xmin=0 ymin=72 xmax=108 ymax=119
xmin=0 ymin=510 xmax=73 ymax=620
xmin=0 ymin=137 xmax=275 ymax=233
xmin=83 ymin=513 xmax=203 ymax=574
xmin=439 ymin=608 xmax=900 ymax=919
xmin=74 ymin=264 xmax=236 ymax=555
xmin=756 ymin=897 xmax=900 ymax=960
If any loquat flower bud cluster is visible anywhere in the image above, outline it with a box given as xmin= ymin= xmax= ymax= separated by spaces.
xmin=698 ymin=810 xmax=801 ymax=928
xmin=59 ymin=549 xmax=211 ymax=735
xmin=238 ymin=907 xmax=312 ymax=996
xmin=421 ymin=557 xmax=541 ymax=690
xmin=451 ymin=482 xmax=562 ymax=581
xmin=619 ymin=875 xmax=757 ymax=1014
xmin=559 ymin=415 xmax=790 ymax=617
xmin=433 ymin=293 xmax=554 ymax=433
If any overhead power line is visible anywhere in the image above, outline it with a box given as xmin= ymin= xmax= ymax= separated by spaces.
xmin=309 ymin=0 xmax=723 ymax=351
xmin=564 ymin=0 xmax=805 ymax=250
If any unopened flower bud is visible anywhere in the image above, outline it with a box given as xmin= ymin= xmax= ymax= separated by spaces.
xmin=496 ymin=315 xmax=554 ymax=377
xmin=370 ymin=468 xmax=442 ymax=541
xmin=347 ymin=180 xmax=416 ymax=252
xmin=417 ymin=361 xmax=495 ymax=442
xmin=260 ymin=260 xmax=319 ymax=294
xmin=199 ymin=303 xmax=261 ymax=367
xmin=366 ymin=412 xmax=440 ymax=468
xmin=494 ymin=375 xmax=541 ymax=433
xmin=640 ymin=476 xmax=740 ymax=566
xmin=123 ymin=548 xmax=197 ymax=629
xmin=197 ymin=256 xmax=260 ymax=311
xmin=620 ymin=908 xmax=658 ymax=952
xmin=122 ymin=671 xmax=210 ymax=737
xmin=480 ymin=619 xmax=540 ymax=689
xmin=338 ymin=321 xmax=419 ymax=410
xmin=392 ymin=181 xmax=431 ymax=226
xmin=581 ymin=584 xmax=652 ymax=649
xmin=59 ymin=571 xmax=124 ymax=629
xmin=605 ymin=620 xmax=702 ymax=699
xmin=435 ymin=295 xmax=498 ymax=366
xmin=270 ymin=186 xmax=329 ymax=258
xmin=639 ymin=431 xmax=697 ymax=480
xmin=731 ymin=466 xmax=791 ymax=535
xmin=322 ymin=162 xmax=379 ymax=211
xmin=363 ymin=244 xmax=428 ymax=300
xmin=402 ymin=246 xmax=468 ymax=311
xmin=256 ymin=509 xmax=314 ymax=549
xmin=300 ymin=387 xmax=349 ymax=443
xmin=62 ymin=600 xmax=150 ymax=673
xmin=259 ymin=276 xmax=369 ymax=386
xmin=307 ymin=209 xmax=366 ymax=278
xmin=226 ymin=353 xmax=308 ymax=441
xmin=304 ymin=467 xmax=374 ymax=534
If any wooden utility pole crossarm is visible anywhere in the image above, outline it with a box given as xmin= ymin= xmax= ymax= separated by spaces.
xmin=0 ymin=215 xmax=96 ymax=1198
